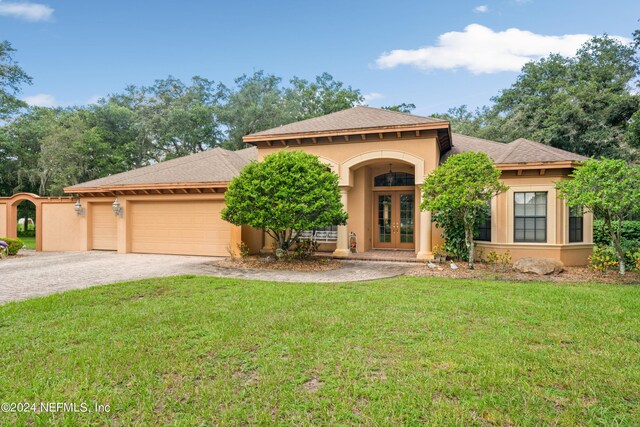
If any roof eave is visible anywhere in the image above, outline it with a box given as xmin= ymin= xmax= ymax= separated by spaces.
xmin=64 ymin=181 xmax=231 ymax=194
xmin=243 ymin=121 xmax=450 ymax=143
xmin=496 ymin=160 xmax=584 ymax=170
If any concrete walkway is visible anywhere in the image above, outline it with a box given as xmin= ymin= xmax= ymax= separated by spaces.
xmin=1 ymin=251 xmax=412 ymax=304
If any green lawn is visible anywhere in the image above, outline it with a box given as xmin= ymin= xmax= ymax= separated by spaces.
xmin=1 ymin=276 xmax=639 ymax=425
xmin=17 ymin=236 xmax=35 ymax=250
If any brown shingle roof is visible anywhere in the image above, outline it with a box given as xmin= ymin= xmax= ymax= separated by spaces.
xmin=246 ymin=105 xmax=447 ymax=138
xmin=495 ymin=138 xmax=588 ymax=164
xmin=66 ymin=146 xmax=258 ymax=190
xmin=443 ymin=134 xmax=507 ymax=162
xmin=443 ymin=134 xmax=587 ymax=164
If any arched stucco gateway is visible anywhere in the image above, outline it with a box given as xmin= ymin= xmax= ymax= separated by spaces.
xmin=0 ymin=193 xmax=75 ymax=252
xmin=327 ymin=150 xmax=433 ymax=260
xmin=338 ymin=150 xmax=425 ymax=187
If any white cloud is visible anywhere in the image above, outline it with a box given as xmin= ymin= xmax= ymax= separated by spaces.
xmin=374 ymin=24 xmax=631 ymax=74
xmin=474 ymin=5 xmax=489 ymax=13
xmin=0 ymin=1 xmax=54 ymax=22
xmin=363 ymin=92 xmax=385 ymax=103
xmin=23 ymin=93 xmax=57 ymax=107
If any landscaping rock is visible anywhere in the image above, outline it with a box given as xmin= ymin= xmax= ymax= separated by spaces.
xmin=513 ymin=257 xmax=564 ymax=275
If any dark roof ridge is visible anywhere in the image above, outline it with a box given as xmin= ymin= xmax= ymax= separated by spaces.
xmin=355 ymin=105 xmax=447 ymax=122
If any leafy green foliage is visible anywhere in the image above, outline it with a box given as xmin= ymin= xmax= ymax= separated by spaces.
xmin=222 ymin=150 xmax=347 ymax=251
xmin=486 ymin=250 xmax=512 ymax=272
xmin=108 ymin=76 xmax=224 ymax=161
xmin=588 ymin=246 xmax=620 ymax=273
xmin=382 ymin=103 xmax=416 ymax=113
xmin=421 ymin=152 xmax=508 ymax=268
xmin=219 ymin=71 xmax=363 ymax=150
xmin=0 ymin=41 xmax=32 ymax=120
xmin=593 ymin=220 xmax=640 ymax=246
xmin=283 ymin=73 xmax=363 ymax=122
xmin=432 ymin=208 xmax=469 ymax=261
xmin=3 ymin=276 xmax=640 ymax=425
xmin=0 ymin=237 xmax=24 ymax=255
xmin=436 ymin=36 xmax=640 ymax=160
xmin=217 ymin=71 xmax=285 ymax=151
xmin=432 ymin=203 xmax=491 ymax=261
xmin=0 ymin=69 xmax=363 ymax=196
xmin=285 ymin=239 xmax=319 ymax=261
xmin=557 ymin=158 xmax=640 ymax=274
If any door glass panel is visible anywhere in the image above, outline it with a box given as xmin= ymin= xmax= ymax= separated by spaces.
xmin=399 ymin=194 xmax=414 ymax=243
xmin=377 ymin=195 xmax=392 ymax=243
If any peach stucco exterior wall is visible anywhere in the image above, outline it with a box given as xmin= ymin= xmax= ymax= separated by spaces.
xmin=252 ymin=136 xmax=592 ymax=264
xmin=476 ymin=168 xmax=593 ymax=266
xmin=242 ymin=225 xmax=263 ymax=254
xmin=255 ymin=132 xmax=441 ymax=256
xmin=41 ymin=203 xmax=84 ymax=251
xmin=76 ymin=193 xmax=236 ymax=256
xmin=0 ymin=203 xmax=6 ymax=236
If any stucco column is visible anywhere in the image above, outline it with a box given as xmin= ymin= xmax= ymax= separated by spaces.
xmin=416 ymin=185 xmax=433 ymax=261
xmin=333 ymin=186 xmax=351 ymax=258
xmin=261 ymin=231 xmax=276 ymax=253
xmin=116 ymin=198 xmax=129 ymax=254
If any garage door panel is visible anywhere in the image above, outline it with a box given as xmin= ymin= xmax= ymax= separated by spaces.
xmin=91 ymin=203 xmax=117 ymax=250
xmin=130 ymin=201 xmax=229 ymax=256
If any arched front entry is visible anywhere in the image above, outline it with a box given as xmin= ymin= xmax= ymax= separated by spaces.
xmin=331 ymin=151 xmax=433 ymax=260
xmin=0 ymin=193 xmax=75 ymax=252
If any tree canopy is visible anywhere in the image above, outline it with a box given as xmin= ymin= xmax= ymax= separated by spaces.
xmin=421 ymin=152 xmax=508 ymax=268
xmin=0 ymin=40 xmax=32 ymax=120
xmin=3 ymin=29 xmax=640 ymax=199
xmin=0 ymin=64 xmax=363 ymax=196
xmin=222 ymin=150 xmax=348 ymax=252
xmin=436 ymin=35 xmax=640 ymax=161
xmin=556 ymin=158 xmax=640 ymax=274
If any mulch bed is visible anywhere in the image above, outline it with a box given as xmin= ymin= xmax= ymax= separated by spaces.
xmin=214 ymin=256 xmax=342 ymax=272
xmin=406 ymin=261 xmax=640 ymax=284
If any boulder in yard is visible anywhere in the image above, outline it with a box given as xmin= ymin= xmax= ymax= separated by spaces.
xmin=513 ymin=257 xmax=564 ymax=275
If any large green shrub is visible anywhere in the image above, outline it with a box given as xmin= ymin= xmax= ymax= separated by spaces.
xmin=557 ymin=158 xmax=640 ymax=275
xmin=421 ymin=152 xmax=508 ymax=268
xmin=593 ymin=220 xmax=640 ymax=246
xmin=432 ymin=204 xmax=490 ymax=262
xmin=222 ymin=150 xmax=348 ymax=252
xmin=0 ymin=237 xmax=25 ymax=255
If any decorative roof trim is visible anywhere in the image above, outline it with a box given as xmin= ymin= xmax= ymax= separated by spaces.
xmin=64 ymin=182 xmax=229 ymax=194
xmin=243 ymin=122 xmax=449 ymax=143
xmin=496 ymin=160 xmax=583 ymax=170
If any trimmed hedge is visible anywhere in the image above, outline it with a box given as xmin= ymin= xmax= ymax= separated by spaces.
xmin=0 ymin=237 xmax=25 ymax=255
xmin=593 ymin=220 xmax=640 ymax=246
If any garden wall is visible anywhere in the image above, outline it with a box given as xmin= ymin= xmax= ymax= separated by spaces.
xmin=0 ymin=203 xmax=6 ymax=236
xmin=41 ymin=203 xmax=83 ymax=251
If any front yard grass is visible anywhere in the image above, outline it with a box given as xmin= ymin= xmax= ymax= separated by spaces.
xmin=17 ymin=236 xmax=35 ymax=250
xmin=1 ymin=276 xmax=639 ymax=425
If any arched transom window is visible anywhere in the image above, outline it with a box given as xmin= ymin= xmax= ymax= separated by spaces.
xmin=374 ymin=172 xmax=415 ymax=187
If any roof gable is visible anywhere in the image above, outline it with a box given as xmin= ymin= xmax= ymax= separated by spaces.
xmin=495 ymin=138 xmax=588 ymax=164
xmin=444 ymin=134 xmax=587 ymax=165
xmin=246 ymin=106 xmax=448 ymax=138
xmin=66 ymin=146 xmax=258 ymax=191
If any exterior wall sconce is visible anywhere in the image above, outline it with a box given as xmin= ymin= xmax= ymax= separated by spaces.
xmin=74 ymin=200 xmax=85 ymax=217
xmin=112 ymin=199 xmax=123 ymax=217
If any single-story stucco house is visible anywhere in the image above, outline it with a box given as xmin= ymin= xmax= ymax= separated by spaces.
xmin=0 ymin=106 xmax=593 ymax=264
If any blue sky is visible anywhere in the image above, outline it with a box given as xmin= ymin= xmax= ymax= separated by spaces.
xmin=1 ymin=0 xmax=639 ymax=116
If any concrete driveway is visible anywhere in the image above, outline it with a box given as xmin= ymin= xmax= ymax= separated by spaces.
xmin=1 ymin=251 xmax=412 ymax=304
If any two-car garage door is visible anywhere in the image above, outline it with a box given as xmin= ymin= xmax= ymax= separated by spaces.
xmin=129 ymin=200 xmax=230 ymax=256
